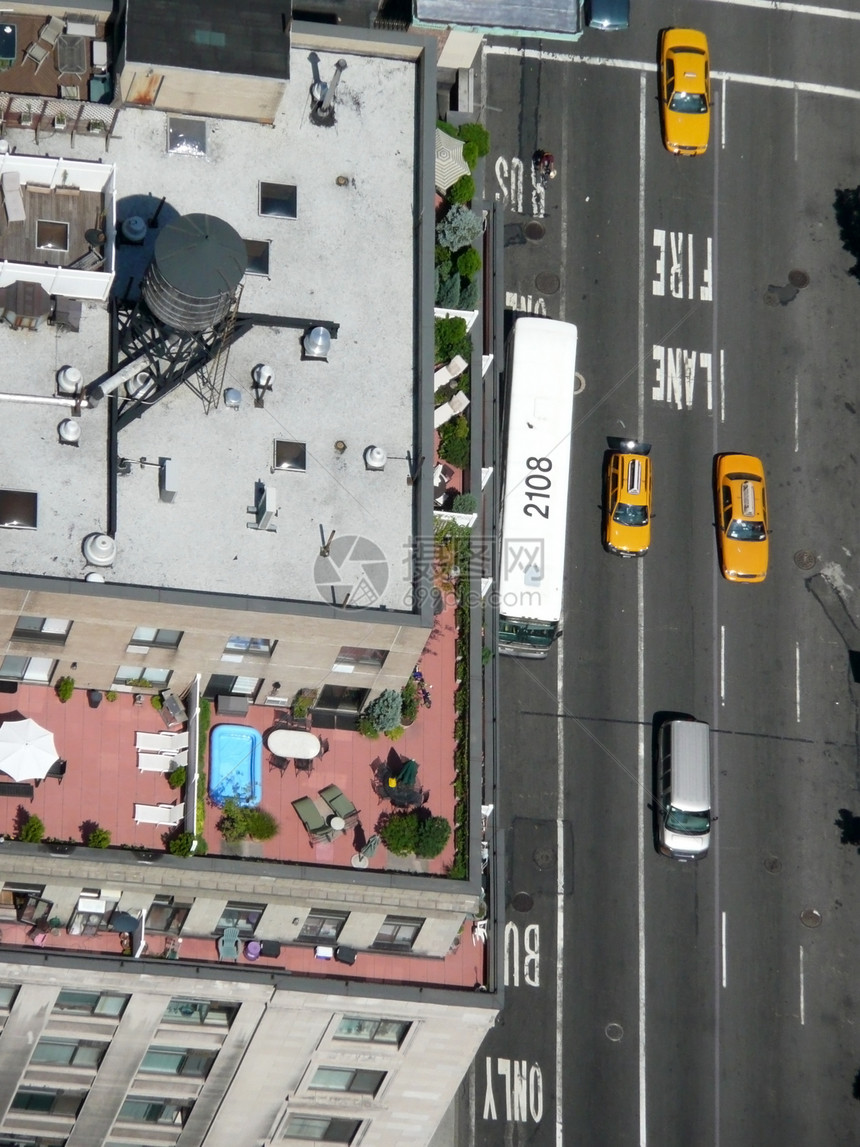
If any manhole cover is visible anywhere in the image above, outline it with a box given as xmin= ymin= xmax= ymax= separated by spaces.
xmin=524 ymin=221 xmax=546 ymax=242
xmin=533 ymin=846 xmax=556 ymax=871
xmin=794 ymin=549 xmax=816 ymax=570
xmin=788 ymin=269 xmax=810 ymax=289
xmin=535 ymin=272 xmax=560 ymax=295
xmin=800 ymin=908 xmax=822 ymax=928
xmin=763 ymin=291 xmax=780 ymax=307
xmin=764 ymin=855 xmax=782 ymax=874
xmin=605 ymin=1023 xmax=624 ymax=1042
xmin=511 ymin=892 xmax=534 ymax=913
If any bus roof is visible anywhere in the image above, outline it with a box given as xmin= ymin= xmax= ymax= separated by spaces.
xmin=498 ymin=318 xmax=577 ymax=625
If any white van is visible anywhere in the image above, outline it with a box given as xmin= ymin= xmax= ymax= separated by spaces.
xmin=657 ymin=718 xmax=711 ymax=860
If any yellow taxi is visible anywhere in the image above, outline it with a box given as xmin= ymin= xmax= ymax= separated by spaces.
xmin=659 ymin=28 xmax=711 ymax=156
xmin=714 ymin=454 xmax=769 ymax=582
xmin=603 ymin=442 xmax=652 ymax=557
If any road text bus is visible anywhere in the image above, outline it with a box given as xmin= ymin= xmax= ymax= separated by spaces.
xmin=498 ymin=317 xmax=577 ymax=657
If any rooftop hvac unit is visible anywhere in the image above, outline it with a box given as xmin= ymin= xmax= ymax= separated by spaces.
xmin=303 ymin=326 xmax=331 ymax=359
xmin=82 ymin=533 xmax=116 ymax=566
xmin=364 ymin=445 xmax=387 ymax=471
xmin=247 ymin=484 xmax=277 ymax=532
xmin=224 ymin=388 xmax=241 ymax=409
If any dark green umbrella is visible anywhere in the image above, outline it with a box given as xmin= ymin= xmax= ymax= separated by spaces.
xmin=397 ymin=759 xmax=418 ymax=787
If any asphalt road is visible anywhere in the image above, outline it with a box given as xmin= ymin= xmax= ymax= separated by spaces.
xmin=472 ymin=3 xmax=860 ymax=1144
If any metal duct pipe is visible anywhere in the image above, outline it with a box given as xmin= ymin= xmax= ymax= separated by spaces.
xmin=0 ymin=392 xmax=84 ymax=409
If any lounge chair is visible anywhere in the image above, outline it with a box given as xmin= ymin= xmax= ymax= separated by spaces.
xmin=434 ymin=354 xmax=468 ymax=390
xmin=292 ymin=796 xmax=334 ymax=842
xmin=135 ymin=730 xmax=188 ymax=752
xmin=318 ymin=784 xmax=360 ymax=829
xmin=217 ymin=926 xmax=240 ymax=962
xmin=137 ymin=751 xmax=172 ymax=774
xmin=1 ymin=172 xmax=25 ymax=225
xmin=134 ymin=802 xmax=185 ymax=826
xmin=38 ymin=16 xmax=64 ymax=48
xmin=23 ymin=41 xmax=50 ymax=72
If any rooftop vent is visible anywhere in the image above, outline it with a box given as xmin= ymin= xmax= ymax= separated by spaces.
xmin=364 ymin=446 xmax=387 ymax=471
xmin=224 ymin=388 xmax=242 ymax=409
xmin=85 ymin=572 xmax=105 ymax=582
xmin=253 ymin=363 xmax=274 ymax=389
xmin=303 ymin=326 xmax=331 ymax=359
xmin=83 ymin=533 xmax=116 ymax=566
xmin=126 ymin=371 xmax=156 ymax=401
xmin=58 ymin=418 xmax=81 ymax=445
xmin=56 ymin=365 xmax=82 ymax=395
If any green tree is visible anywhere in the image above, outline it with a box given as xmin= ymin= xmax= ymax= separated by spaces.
xmin=416 ymin=816 xmax=451 ymax=859
xmin=436 ymin=204 xmax=482 ymax=252
xmin=457 ymin=121 xmax=490 ymax=157
xmin=380 ymin=811 xmax=420 ymax=856
xmin=19 ymin=815 xmax=45 ymax=843
xmin=87 ymin=826 xmax=111 ymax=849
xmin=244 ymin=808 xmax=279 ymax=841
xmin=447 ymin=174 xmax=475 ymax=205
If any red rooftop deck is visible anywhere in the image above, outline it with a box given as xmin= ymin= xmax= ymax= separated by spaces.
xmin=2 ymin=601 xmax=460 ymax=875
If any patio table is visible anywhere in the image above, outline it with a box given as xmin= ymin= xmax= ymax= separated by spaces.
xmin=266 ymin=728 xmax=320 ymax=759
xmin=56 ymin=34 xmax=86 ymax=77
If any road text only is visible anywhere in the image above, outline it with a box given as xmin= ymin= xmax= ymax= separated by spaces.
xmin=483 ymin=1058 xmax=544 ymax=1123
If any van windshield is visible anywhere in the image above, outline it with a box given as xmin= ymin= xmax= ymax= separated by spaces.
xmin=665 ymin=806 xmax=709 ymax=835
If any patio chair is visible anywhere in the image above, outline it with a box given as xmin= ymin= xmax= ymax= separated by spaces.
xmin=23 ymin=41 xmax=50 ymax=72
xmin=448 ymin=390 xmax=470 ymax=416
xmin=318 ymin=784 xmax=360 ymax=829
xmin=135 ymin=730 xmax=188 ymax=752
xmin=294 ymin=757 xmax=314 ymax=777
xmin=269 ymin=754 xmax=289 ymax=775
xmin=38 ymin=16 xmax=64 ymax=48
xmin=217 ymin=926 xmax=240 ymax=962
xmin=35 ymin=760 xmax=66 ymax=787
xmin=292 ymin=796 xmax=334 ymax=843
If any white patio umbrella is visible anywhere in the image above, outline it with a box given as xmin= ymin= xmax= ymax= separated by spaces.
xmin=435 ymin=129 xmax=470 ymax=193
xmin=0 ymin=717 xmax=59 ymax=782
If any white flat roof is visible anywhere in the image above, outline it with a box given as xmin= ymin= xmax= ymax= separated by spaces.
xmin=0 ymin=47 xmax=421 ymax=614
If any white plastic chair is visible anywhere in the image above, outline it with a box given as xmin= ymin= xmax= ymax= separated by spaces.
xmin=23 ymin=41 xmax=50 ymax=72
xmin=38 ymin=16 xmax=64 ymax=48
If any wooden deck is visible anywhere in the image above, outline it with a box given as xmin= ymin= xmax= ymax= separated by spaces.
xmin=2 ymin=184 xmax=103 ymax=268
xmin=0 ymin=13 xmax=109 ymax=101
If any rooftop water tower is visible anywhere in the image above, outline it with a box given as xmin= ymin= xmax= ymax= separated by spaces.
xmin=115 ymin=212 xmax=247 ymax=424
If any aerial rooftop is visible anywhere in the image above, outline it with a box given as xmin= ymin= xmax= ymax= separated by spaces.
xmin=0 ymin=44 xmax=422 ymax=612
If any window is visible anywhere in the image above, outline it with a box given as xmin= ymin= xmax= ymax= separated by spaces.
xmin=373 ymin=916 xmax=423 ymax=951
xmin=53 ymin=990 xmax=128 ymax=1018
xmin=11 ymin=1091 xmax=83 ymax=1117
xmin=118 ymin=1098 xmax=189 ymax=1126
xmin=12 ymin=616 xmax=71 ymax=644
xmin=128 ymin=627 xmax=183 ymax=652
xmin=216 ymin=901 xmax=264 ymax=935
xmin=334 ymin=647 xmax=388 ymax=670
xmin=222 ymin=636 xmax=274 ymax=659
xmin=203 ymin=674 xmax=260 ymax=700
xmin=311 ymin=1067 xmax=385 ymax=1096
xmin=0 ymin=656 xmax=55 ymax=683
xmin=282 ymin=1115 xmax=362 ymax=1143
xmin=0 ymin=984 xmax=19 ymax=1010
xmin=36 ymin=220 xmax=69 ymax=252
xmin=31 ymin=1039 xmax=105 ymax=1069
xmin=298 ymin=909 xmax=348 ymax=943
xmin=334 ymin=1016 xmax=410 ymax=1046
xmin=140 ymin=1046 xmax=215 ymax=1078
xmin=272 ymin=441 xmax=307 ymax=472
xmin=1 ymin=883 xmax=49 ymax=923
xmin=113 ymin=665 xmax=171 ymax=687
xmin=260 ymin=181 xmax=297 ymax=219
xmin=163 ymin=998 xmax=238 ymax=1027
xmin=146 ymin=897 xmax=190 ymax=934
xmin=0 ymin=489 xmax=37 ymax=529
xmin=167 ymin=116 xmax=206 ymax=156
xmin=0 ymin=1136 xmax=68 ymax=1146
xmin=245 ymin=239 xmax=270 ymax=276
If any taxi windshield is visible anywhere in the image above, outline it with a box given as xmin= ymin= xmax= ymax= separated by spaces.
xmin=727 ymin=519 xmax=765 ymax=542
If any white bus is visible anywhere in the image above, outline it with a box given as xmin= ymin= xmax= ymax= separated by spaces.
xmin=498 ymin=317 xmax=577 ymax=658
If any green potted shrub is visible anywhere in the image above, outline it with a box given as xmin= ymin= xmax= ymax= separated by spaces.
xmin=55 ymin=676 xmax=74 ymax=703
xmin=379 ymin=811 xmax=420 ymax=856
xmin=169 ymin=832 xmax=207 ymax=857
xmin=244 ymin=808 xmax=279 ymax=841
xmin=19 ymin=815 xmax=45 ymax=844
xmin=416 ymin=816 xmax=451 ymax=859
xmin=150 ymin=694 xmax=163 ymax=710
xmin=360 ymin=689 xmax=402 ymax=735
xmin=87 ymin=826 xmax=111 ymax=848
xmin=105 ymin=690 xmax=118 ymax=702
xmin=167 ymin=766 xmax=186 ymax=790
xmin=400 ymin=678 xmax=419 ymax=726
xmin=292 ymin=688 xmax=317 ymax=720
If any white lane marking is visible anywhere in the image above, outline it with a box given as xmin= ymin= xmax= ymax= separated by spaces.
xmin=794 ymin=373 xmax=800 ymax=452
xmin=556 ymin=638 xmax=565 ymax=1147
xmin=720 ymin=349 xmax=725 ymax=423
xmin=796 ymin=642 xmax=801 ymax=723
xmin=721 ymin=78 xmax=727 ymax=150
xmin=794 ymin=88 xmax=799 ymax=162
xmin=485 ymin=44 xmax=860 ymax=102
xmin=720 ymin=625 xmax=726 ymax=706
xmin=799 ymin=946 xmax=805 ymax=1025
xmin=721 ymin=911 xmax=727 ymax=988
xmin=637 ymin=72 xmax=648 ymax=1147
xmin=700 ymin=0 xmax=860 ymax=20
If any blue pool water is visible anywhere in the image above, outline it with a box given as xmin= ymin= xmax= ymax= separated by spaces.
xmin=209 ymin=724 xmax=262 ymax=807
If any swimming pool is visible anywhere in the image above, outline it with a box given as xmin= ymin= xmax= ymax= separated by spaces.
xmin=209 ymin=724 xmax=262 ymax=807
